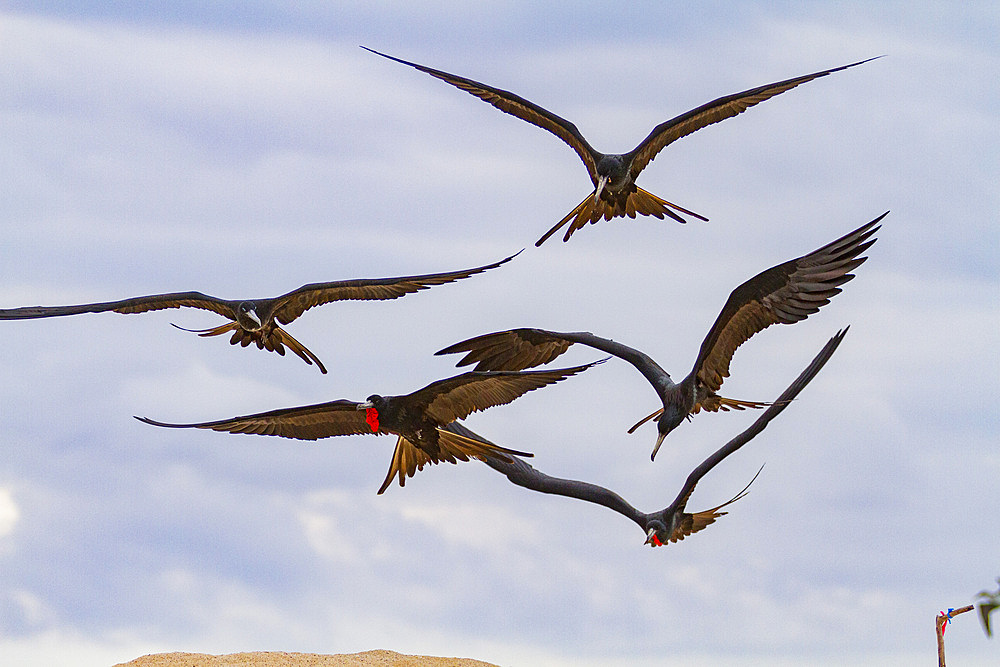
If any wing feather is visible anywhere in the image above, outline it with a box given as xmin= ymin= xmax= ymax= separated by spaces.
xmin=135 ymin=399 xmax=372 ymax=440
xmin=627 ymin=57 xmax=880 ymax=177
xmin=413 ymin=361 xmax=602 ymax=424
xmin=0 ymin=291 xmax=235 ymax=320
xmin=362 ymin=47 xmax=600 ymax=179
xmin=271 ymin=253 xmax=517 ymax=324
xmin=691 ymin=214 xmax=883 ymax=394
xmin=436 ymin=328 xmax=574 ymax=371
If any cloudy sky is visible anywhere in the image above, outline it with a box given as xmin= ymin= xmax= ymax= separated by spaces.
xmin=1 ymin=2 xmax=997 ymax=666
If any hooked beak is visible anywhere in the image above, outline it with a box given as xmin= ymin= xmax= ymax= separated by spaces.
xmin=650 ymin=431 xmax=667 ymax=461
xmin=594 ymin=174 xmax=609 ymax=202
xmin=356 ymin=401 xmax=374 ymax=410
xmin=244 ymin=309 xmax=262 ymax=329
xmin=645 ymin=527 xmax=662 ymax=547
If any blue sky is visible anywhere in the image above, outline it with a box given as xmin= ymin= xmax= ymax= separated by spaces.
xmin=1 ymin=3 xmax=998 ymax=665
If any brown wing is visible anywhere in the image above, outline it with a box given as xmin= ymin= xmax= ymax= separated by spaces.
xmin=135 ymin=399 xmax=374 ymax=440
xmin=362 ymin=47 xmax=601 ymax=180
xmin=626 ymin=57 xmax=880 ymax=178
xmin=436 ymin=328 xmax=574 ymax=371
xmin=270 ymin=253 xmax=517 ymax=325
xmin=0 ymin=291 xmax=236 ymax=320
xmin=691 ymin=213 xmax=883 ymax=394
xmin=377 ymin=428 xmax=534 ymax=494
xmin=410 ymin=361 xmax=604 ymax=425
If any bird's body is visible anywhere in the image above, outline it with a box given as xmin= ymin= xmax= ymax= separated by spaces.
xmin=0 ymin=253 xmax=518 ymax=373
xmin=137 ymin=359 xmax=604 ymax=493
xmin=438 ymin=215 xmax=882 ymax=458
xmin=363 ymin=46 xmax=878 ymax=245
xmin=469 ymin=329 xmax=846 ymax=545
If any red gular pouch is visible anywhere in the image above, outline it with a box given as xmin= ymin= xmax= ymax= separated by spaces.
xmin=649 ymin=534 xmax=664 ymax=547
xmin=365 ymin=407 xmax=380 ymax=433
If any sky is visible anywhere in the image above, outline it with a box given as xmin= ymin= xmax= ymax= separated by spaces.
xmin=1 ymin=2 xmax=998 ymax=665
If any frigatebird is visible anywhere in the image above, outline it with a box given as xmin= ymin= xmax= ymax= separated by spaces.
xmin=463 ymin=329 xmax=846 ymax=546
xmin=438 ymin=215 xmax=882 ymax=459
xmin=136 ymin=359 xmax=604 ymax=494
xmin=363 ymin=46 xmax=877 ymax=245
xmin=0 ymin=253 xmax=518 ymax=373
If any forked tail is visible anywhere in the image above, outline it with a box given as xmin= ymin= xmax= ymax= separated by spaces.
xmin=536 ymin=187 xmax=706 ymax=246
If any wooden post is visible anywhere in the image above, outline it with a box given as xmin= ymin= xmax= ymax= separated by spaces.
xmin=936 ymin=605 xmax=975 ymax=667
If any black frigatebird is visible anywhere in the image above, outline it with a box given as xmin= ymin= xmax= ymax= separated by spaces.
xmin=464 ymin=329 xmax=846 ymax=546
xmin=438 ymin=215 xmax=882 ymax=459
xmin=363 ymin=46 xmax=878 ymax=245
xmin=136 ymin=359 xmax=605 ymax=494
xmin=0 ymin=253 xmax=518 ymax=373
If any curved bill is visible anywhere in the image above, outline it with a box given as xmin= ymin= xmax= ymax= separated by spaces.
xmin=650 ymin=431 xmax=667 ymax=461
xmin=594 ymin=174 xmax=609 ymax=202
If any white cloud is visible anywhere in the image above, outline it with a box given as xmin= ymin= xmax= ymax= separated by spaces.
xmin=0 ymin=488 xmax=20 ymax=538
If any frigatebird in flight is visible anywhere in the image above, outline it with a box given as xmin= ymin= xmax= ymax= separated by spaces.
xmin=438 ymin=215 xmax=882 ymax=459
xmin=0 ymin=253 xmax=518 ymax=374
xmin=465 ymin=329 xmax=846 ymax=546
xmin=137 ymin=359 xmax=605 ymax=494
xmin=363 ymin=46 xmax=877 ymax=245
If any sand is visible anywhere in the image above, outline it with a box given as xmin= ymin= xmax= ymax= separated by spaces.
xmin=114 ymin=649 xmax=500 ymax=667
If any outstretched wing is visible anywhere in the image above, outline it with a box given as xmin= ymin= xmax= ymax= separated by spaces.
xmin=691 ymin=214 xmax=882 ymax=394
xmin=439 ymin=329 xmax=671 ymax=396
xmin=666 ymin=329 xmax=847 ymax=517
xmin=362 ymin=46 xmax=601 ymax=180
xmin=626 ymin=57 xmax=880 ymax=178
xmin=135 ymin=399 xmax=372 ymax=440
xmin=410 ymin=360 xmax=605 ymax=425
xmin=0 ymin=291 xmax=236 ymax=320
xmin=436 ymin=328 xmax=575 ymax=371
xmin=270 ymin=252 xmax=518 ymax=325
xmin=377 ymin=427 xmax=533 ymax=494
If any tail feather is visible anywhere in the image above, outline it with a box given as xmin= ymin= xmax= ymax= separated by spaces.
xmin=657 ymin=466 xmax=763 ymax=545
xmin=632 ymin=186 xmax=707 ymax=224
xmin=272 ymin=326 xmax=328 ymax=374
xmin=536 ymin=187 xmax=706 ymax=246
xmin=377 ymin=427 xmax=533 ymax=494
xmin=171 ymin=321 xmax=238 ymax=337
xmin=695 ymin=395 xmax=772 ymax=414
xmin=627 ymin=407 xmax=663 ymax=434
xmin=536 ymin=192 xmax=596 ymax=246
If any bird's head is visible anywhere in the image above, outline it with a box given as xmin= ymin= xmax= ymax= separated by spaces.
xmin=651 ymin=404 xmax=686 ymax=460
xmin=594 ymin=155 xmax=624 ymax=201
xmin=645 ymin=510 xmax=686 ymax=547
xmin=359 ymin=394 xmax=387 ymax=409
xmin=595 ymin=154 xmax=623 ymax=178
xmin=234 ymin=302 xmax=263 ymax=331
xmin=644 ymin=518 xmax=671 ymax=547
